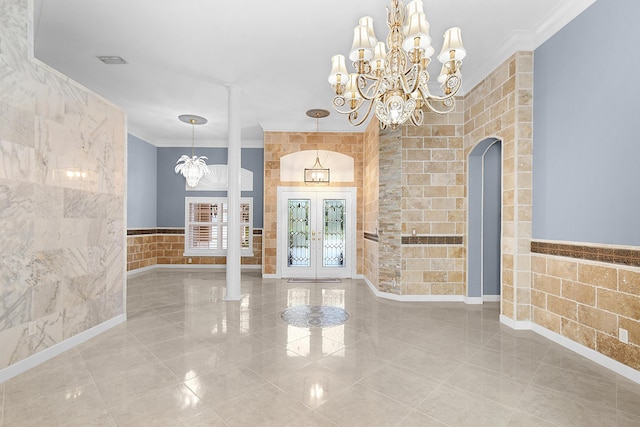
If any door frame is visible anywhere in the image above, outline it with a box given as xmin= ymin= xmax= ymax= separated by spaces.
xmin=276 ymin=186 xmax=357 ymax=279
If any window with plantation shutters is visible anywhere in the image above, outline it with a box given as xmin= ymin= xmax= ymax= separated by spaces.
xmin=184 ymin=197 xmax=253 ymax=256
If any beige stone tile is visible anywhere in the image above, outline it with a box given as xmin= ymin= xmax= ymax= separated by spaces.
xmin=507 ymin=410 xmax=558 ymax=426
xmin=531 ymin=362 xmax=617 ymax=407
xmin=578 ymin=263 xmax=618 ymax=290
xmin=271 ymin=363 xmax=350 ymax=408
xmin=546 ymin=295 xmax=577 ymax=320
xmin=562 ymin=280 xmax=596 ymax=305
xmin=183 ymin=363 xmax=266 ymax=404
xmin=359 ymin=363 xmax=441 ymax=408
xmin=317 ymin=383 xmax=412 ymax=427
xmin=541 ymin=346 xmax=616 ymax=382
xmin=396 ymin=410 xmax=450 ymax=426
xmin=213 ymin=383 xmax=310 ymax=427
xmin=577 ymin=304 xmax=618 ymax=336
xmin=146 ymin=336 xmax=214 ymax=361
xmin=392 ymin=346 xmax=468 ymax=380
xmin=109 ymin=384 xmax=205 ymax=427
xmin=598 ymin=288 xmax=640 ymax=321
xmin=4 ymin=384 xmax=114 ymax=426
xmin=469 ymin=347 xmax=541 ymax=382
xmin=445 ymin=363 xmax=528 ymax=407
xmin=546 ymin=258 xmax=578 ymax=281
xmin=596 ymin=332 xmax=640 ymax=370
xmin=517 ymin=384 xmax=618 ymax=427
xmin=561 ymin=318 xmax=596 ymax=349
xmin=484 ymin=330 xmax=550 ymax=362
xmin=618 ymin=269 xmax=640 ymax=295
xmin=93 ymin=361 xmax=178 ymax=408
xmin=162 ymin=347 xmax=236 ymax=380
xmin=418 ymin=383 xmax=514 ymax=427
xmin=283 ymin=409 xmax=339 ymax=427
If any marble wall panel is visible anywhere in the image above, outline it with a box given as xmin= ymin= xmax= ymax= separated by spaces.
xmin=0 ymin=0 xmax=126 ymax=373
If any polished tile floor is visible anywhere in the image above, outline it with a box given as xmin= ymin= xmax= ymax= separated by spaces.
xmin=1 ymin=269 xmax=640 ymax=426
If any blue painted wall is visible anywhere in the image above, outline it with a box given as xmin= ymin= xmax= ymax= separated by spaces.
xmin=533 ymin=0 xmax=640 ymax=246
xmin=157 ymin=147 xmax=264 ymax=228
xmin=127 ymin=135 xmax=157 ymax=228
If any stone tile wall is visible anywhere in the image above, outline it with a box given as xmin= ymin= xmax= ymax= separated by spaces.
xmin=377 ymin=128 xmax=402 ymax=293
xmin=463 ymin=52 xmax=534 ymax=319
xmin=400 ymin=102 xmax=466 ymax=295
xmin=262 ymin=132 xmax=364 ymax=276
xmin=0 ymin=0 xmax=126 ymax=371
xmin=532 ymin=248 xmax=640 ymax=369
xmin=363 ymin=120 xmax=380 ymax=288
xmin=126 ymin=229 xmax=263 ymax=271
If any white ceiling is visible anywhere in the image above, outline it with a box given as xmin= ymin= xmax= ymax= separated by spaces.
xmin=33 ymin=0 xmax=596 ymax=147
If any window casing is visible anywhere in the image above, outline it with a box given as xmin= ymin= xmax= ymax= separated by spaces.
xmin=184 ymin=197 xmax=253 ymax=257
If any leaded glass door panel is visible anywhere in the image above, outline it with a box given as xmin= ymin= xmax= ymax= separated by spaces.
xmin=279 ymin=188 xmax=355 ymax=279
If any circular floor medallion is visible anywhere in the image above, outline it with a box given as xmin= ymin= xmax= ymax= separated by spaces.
xmin=281 ymin=305 xmax=350 ymax=328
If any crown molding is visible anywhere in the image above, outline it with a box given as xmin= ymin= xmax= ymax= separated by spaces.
xmin=127 ymin=124 xmax=160 ymax=146
xmin=152 ymin=138 xmax=264 ymax=148
xmin=462 ymin=0 xmax=597 ymax=95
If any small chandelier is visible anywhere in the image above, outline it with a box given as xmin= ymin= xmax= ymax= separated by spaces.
xmin=328 ymin=0 xmax=466 ymax=129
xmin=304 ymin=109 xmax=330 ymax=184
xmin=175 ymin=114 xmax=211 ymax=188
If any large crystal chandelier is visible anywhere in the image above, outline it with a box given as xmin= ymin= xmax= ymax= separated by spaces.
xmin=328 ymin=0 xmax=466 ymax=129
xmin=175 ymin=114 xmax=211 ymax=188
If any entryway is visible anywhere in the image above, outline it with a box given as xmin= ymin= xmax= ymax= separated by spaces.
xmin=277 ymin=187 xmax=356 ymax=279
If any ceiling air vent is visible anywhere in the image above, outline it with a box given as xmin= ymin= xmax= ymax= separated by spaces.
xmin=96 ymin=56 xmax=127 ymax=65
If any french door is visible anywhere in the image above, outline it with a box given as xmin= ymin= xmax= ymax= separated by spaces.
xmin=277 ymin=187 xmax=356 ymax=279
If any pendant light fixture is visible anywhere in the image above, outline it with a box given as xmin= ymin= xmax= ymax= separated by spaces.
xmin=304 ymin=109 xmax=330 ymax=184
xmin=328 ymin=0 xmax=466 ymax=129
xmin=175 ymin=114 xmax=211 ymax=188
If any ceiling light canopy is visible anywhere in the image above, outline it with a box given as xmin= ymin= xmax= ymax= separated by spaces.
xmin=329 ymin=0 xmax=466 ymax=129
xmin=175 ymin=114 xmax=211 ymax=188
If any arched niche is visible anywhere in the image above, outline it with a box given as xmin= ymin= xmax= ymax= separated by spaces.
xmin=280 ymin=150 xmax=354 ymax=182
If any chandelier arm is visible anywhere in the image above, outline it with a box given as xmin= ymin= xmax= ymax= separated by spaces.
xmin=347 ymin=98 xmax=376 ymax=127
xmin=409 ymin=108 xmax=424 ymax=126
xmin=332 ymin=95 xmax=365 ymax=116
xmin=422 ymin=97 xmax=457 ymax=114
xmin=400 ymin=64 xmax=422 ymax=95
xmin=355 ymin=74 xmax=385 ymax=101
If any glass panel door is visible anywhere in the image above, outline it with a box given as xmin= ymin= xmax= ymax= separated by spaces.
xmin=279 ymin=189 xmax=354 ymax=279
xmin=322 ymin=199 xmax=346 ymax=268
xmin=287 ymin=199 xmax=311 ymax=267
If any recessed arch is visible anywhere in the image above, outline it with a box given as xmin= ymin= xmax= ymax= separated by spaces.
xmin=280 ymin=150 xmax=354 ymax=182
xmin=468 ymin=137 xmax=502 ymax=301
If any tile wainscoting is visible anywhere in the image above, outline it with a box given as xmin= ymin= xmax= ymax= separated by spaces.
xmin=127 ymin=228 xmax=262 ymax=271
xmin=531 ymin=240 xmax=640 ymax=370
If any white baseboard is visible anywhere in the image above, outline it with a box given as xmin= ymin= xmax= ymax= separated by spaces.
xmin=262 ymin=274 xmax=278 ymax=279
xmin=500 ymin=315 xmax=640 ymax=385
xmin=127 ymin=264 xmax=262 ymax=277
xmin=499 ymin=314 xmax=532 ymax=330
xmin=483 ymin=295 xmax=501 ymax=302
xmin=363 ymin=277 xmax=465 ymax=302
xmin=0 ymin=314 xmax=126 ymax=384
xmin=464 ymin=297 xmax=484 ymax=305
xmin=530 ymin=323 xmax=640 ymax=385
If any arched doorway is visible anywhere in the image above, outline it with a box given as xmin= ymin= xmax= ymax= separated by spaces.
xmin=468 ymin=138 xmax=502 ymax=301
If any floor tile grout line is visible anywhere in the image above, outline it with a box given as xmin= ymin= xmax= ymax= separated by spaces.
xmin=509 ymin=344 xmax=566 ymax=426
